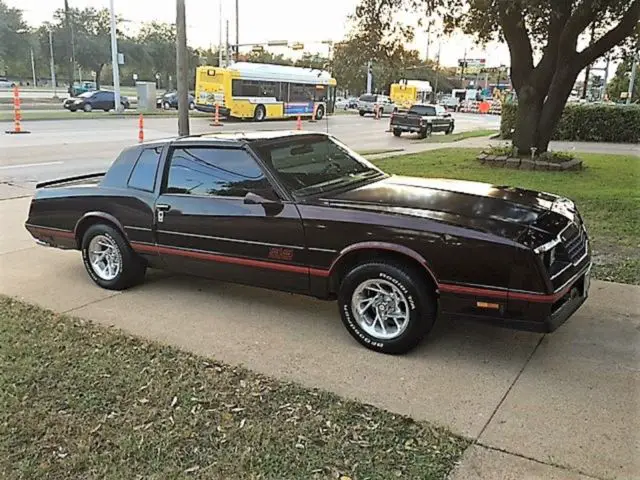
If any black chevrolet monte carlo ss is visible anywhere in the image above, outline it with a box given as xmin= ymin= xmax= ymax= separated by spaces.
xmin=25 ymin=131 xmax=592 ymax=354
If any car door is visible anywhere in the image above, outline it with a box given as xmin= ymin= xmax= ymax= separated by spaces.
xmin=153 ymin=143 xmax=309 ymax=293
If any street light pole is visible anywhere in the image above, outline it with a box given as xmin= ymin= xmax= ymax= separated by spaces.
xmin=30 ymin=48 xmax=36 ymax=87
xmin=218 ymin=0 xmax=223 ymax=67
xmin=109 ymin=0 xmax=122 ymax=112
xmin=48 ymin=28 xmax=57 ymax=98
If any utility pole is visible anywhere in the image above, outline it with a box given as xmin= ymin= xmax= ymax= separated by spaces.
xmin=48 ymin=28 xmax=57 ymax=98
xmin=460 ymin=47 xmax=467 ymax=81
xmin=366 ymin=60 xmax=372 ymax=94
xmin=108 ymin=0 xmax=122 ymax=112
xmin=226 ymin=19 xmax=230 ymax=66
xmin=432 ymin=42 xmax=441 ymax=102
xmin=176 ymin=0 xmax=190 ymax=135
xmin=218 ymin=0 xmax=223 ymax=67
xmin=425 ymin=23 xmax=431 ymax=61
xmin=627 ymin=54 xmax=638 ymax=105
xmin=235 ymin=0 xmax=239 ymax=61
xmin=64 ymin=0 xmax=73 ymax=94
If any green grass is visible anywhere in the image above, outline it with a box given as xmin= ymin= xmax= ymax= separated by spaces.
xmin=409 ymin=129 xmax=498 ymax=144
xmin=0 ymin=296 xmax=468 ymax=480
xmin=374 ymin=148 xmax=640 ymax=284
xmin=358 ymin=148 xmax=406 ymax=156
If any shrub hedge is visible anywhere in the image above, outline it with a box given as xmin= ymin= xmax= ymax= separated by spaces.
xmin=500 ymin=101 xmax=640 ymax=143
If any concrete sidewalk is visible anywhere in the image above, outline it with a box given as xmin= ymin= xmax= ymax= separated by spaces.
xmin=1 ymin=196 xmax=638 ymax=479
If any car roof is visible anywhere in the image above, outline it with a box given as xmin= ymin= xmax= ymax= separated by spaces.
xmin=139 ymin=130 xmax=330 ymax=147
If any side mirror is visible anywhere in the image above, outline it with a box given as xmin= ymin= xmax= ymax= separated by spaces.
xmin=244 ymin=191 xmax=279 ymax=205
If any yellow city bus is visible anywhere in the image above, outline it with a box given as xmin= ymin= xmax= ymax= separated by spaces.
xmin=390 ymin=80 xmax=433 ymax=110
xmin=195 ymin=62 xmax=337 ymax=121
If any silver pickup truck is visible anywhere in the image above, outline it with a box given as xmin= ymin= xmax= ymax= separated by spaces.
xmin=358 ymin=94 xmax=398 ymax=117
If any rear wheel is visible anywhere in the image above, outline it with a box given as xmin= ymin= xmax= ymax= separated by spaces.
xmin=419 ymin=124 xmax=432 ymax=139
xmin=254 ymin=104 xmax=266 ymax=121
xmin=81 ymin=223 xmax=146 ymax=291
xmin=338 ymin=261 xmax=437 ymax=354
xmin=83 ymin=103 xmax=92 ymax=112
xmin=393 ymin=129 xmax=402 ymax=137
xmin=359 ymin=110 xmax=365 ymax=116
xmin=315 ymin=104 xmax=325 ymax=120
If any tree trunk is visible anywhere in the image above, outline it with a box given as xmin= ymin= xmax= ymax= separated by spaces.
xmin=513 ymin=84 xmax=544 ymax=155
xmin=94 ymin=64 xmax=103 ymax=90
xmin=535 ymin=65 xmax=579 ymax=153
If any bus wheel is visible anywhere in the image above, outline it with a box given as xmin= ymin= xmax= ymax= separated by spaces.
xmin=253 ymin=105 xmax=266 ymax=121
xmin=315 ymin=105 xmax=325 ymax=120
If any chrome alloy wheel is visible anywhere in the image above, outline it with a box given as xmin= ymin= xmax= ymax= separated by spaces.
xmin=88 ymin=234 xmax=122 ymax=281
xmin=351 ymin=278 xmax=411 ymax=340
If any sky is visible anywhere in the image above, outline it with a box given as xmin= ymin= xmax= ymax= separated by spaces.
xmin=10 ymin=0 xmax=513 ymax=68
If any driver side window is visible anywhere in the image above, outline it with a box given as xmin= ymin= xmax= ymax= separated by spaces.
xmin=164 ymin=146 xmax=278 ymax=200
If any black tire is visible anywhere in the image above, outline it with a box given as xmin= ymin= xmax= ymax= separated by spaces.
xmin=83 ymin=103 xmax=92 ymax=112
xmin=393 ymin=129 xmax=402 ymax=137
xmin=253 ymin=104 xmax=266 ymax=121
xmin=445 ymin=124 xmax=454 ymax=135
xmin=81 ymin=223 xmax=146 ymax=291
xmin=189 ymin=101 xmax=195 ymax=110
xmin=338 ymin=261 xmax=437 ymax=354
xmin=359 ymin=110 xmax=365 ymax=116
xmin=103 ymin=109 xmax=110 ymax=112
xmin=315 ymin=104 xmax=325 ymax=120
xmin=419 ymin=124 xmax=433 ymax=139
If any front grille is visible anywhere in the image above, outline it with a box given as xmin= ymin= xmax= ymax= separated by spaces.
xmin=561 ymin=223 xmax=587 ymax=264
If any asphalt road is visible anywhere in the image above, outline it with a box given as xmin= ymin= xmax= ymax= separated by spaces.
xmin=0 ymin=112 xmax=500 ymax=187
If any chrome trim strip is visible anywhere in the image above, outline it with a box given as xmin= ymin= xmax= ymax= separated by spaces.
xmin=308 ymin=247 xmax=338 ymax=253
xmin=156 ymin=229 xmax=305 ymax=250
xmin=533 ymin=237 xmax=561 ymax=254
xmin=550 ymin=262 xmax=572 ymax=280
xmin=553 ymin=261 xmax=592 ymax=294
xmin=124 ymin=225 xmax=152 ymax=232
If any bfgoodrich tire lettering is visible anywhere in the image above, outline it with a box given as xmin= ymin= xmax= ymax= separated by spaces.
xmin=338 ymin=261 xmax=437 ymax=354
xmin=81 ymin=223 xmax=146 ymax=291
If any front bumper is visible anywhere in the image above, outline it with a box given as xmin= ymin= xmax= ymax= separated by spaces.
xmin=194 ymin=103 xmax=230 ymax=116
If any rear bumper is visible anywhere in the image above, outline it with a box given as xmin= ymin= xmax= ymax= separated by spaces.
xmin=194 ymin=104 xmax=230 ymax=116
xmin=391 ymin=124 xmax=423 ymax=132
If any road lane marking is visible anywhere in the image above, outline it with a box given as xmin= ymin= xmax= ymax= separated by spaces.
xmin=0 ymin=161 xmax=64 ymax=170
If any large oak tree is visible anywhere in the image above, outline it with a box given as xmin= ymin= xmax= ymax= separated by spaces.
xmin=353 ymin=0 xmax=640 ymax=153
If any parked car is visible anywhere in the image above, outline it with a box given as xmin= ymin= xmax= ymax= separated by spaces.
xmin=157 ymin=90 xmax=195 ymax=110
xmin=63 ymin=90 xmax=130 ymax=112
xmin=0 ymin=77 xmax=16 ymax=88
xmin=24 ymin=131 xmax=592 ymax=355
xmin=358 ymin=94 xmax=397 ymax=117
xmin=389 ymin=103 xmax=455 ymax=138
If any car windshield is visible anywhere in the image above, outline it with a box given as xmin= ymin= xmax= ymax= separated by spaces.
xmin=78 ymin=91 xmax=94 ymax=98
xmin=408 ymin=105 xmax=436 ymax=115
xmin=252 ymin=134 xmax=385 ymax=196
xmin=359 ymin=94 xmax=376 ymax=102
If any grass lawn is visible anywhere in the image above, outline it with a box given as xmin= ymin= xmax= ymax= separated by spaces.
xmin=0 ymin=296 xmax=468 ymax=480
xmin=411 ymin=129 xmax=498 ymax=144
xmin=374 ymin=148 xmax=640 ymax=285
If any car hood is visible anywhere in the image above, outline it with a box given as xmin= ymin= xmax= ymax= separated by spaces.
xmin=323 ymin=175 xmax=578 ymax=245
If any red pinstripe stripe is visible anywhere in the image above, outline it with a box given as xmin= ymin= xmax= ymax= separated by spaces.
xmin=439 ymin=283 xmax=569 ymax=304
xmin=131 ymin=242 xmax=331 ymax=277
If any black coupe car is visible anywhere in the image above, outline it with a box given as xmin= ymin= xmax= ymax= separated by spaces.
xmin=24 ymin=131 xmax=592 ymax=354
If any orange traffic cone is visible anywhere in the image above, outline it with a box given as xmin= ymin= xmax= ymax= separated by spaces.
xmin=296 ymin=114 xmax=302 ymax=130
xmin=210 ymin=103 xmax=222 ymax=127
xmin=138 ymin=114 xmax=144 ymax=143
xmin=5 ymin=85 xmax=30 ymax=134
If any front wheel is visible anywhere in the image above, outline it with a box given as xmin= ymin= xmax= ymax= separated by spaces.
xmin=338 ymin=261 xmax=437 ymax=354
xmin=445 ymin=124 xmax=454 ymax=135
xmin=393 ymin=129 xmax=402 ymax=137
xmin=359 ymin=110 xmax=365 ymax=116
xmin=315 ymin=104 xmax=325 ymax=120
xmin=81 ymin=223 xmax=146 ymax=291
xmin=83 ymin=103 xmax=92 ymax=112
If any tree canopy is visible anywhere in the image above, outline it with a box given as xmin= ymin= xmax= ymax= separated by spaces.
xmin=351 ymin=0 xmax=640 ymax=153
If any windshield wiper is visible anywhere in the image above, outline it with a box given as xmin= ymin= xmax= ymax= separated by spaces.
xmin=294 ymin=169 xmax=381 ymax=196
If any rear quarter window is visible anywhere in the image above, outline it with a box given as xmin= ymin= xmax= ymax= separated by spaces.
xmin=101 ymin=146 xmax=142 ymax=187
xmin=128 ymin=147 xmax=163 ymax=192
